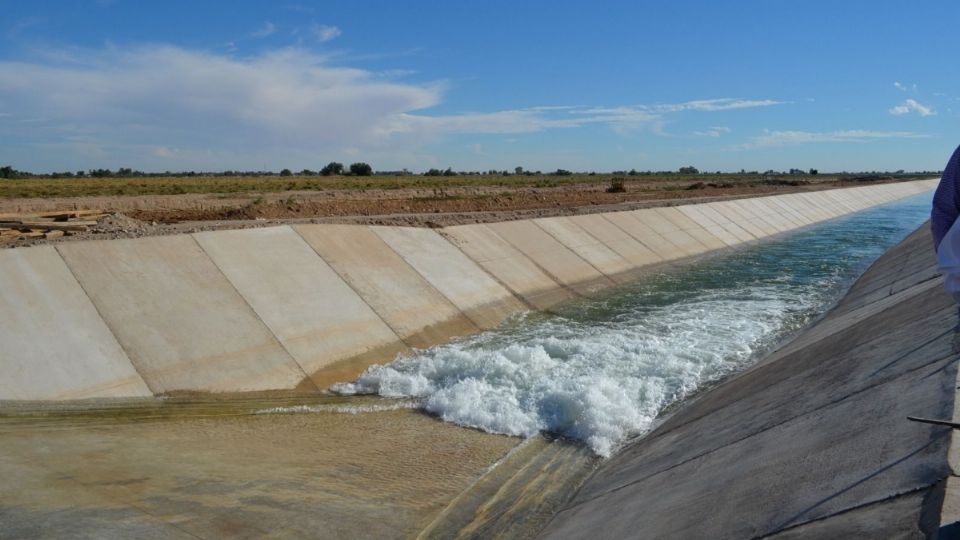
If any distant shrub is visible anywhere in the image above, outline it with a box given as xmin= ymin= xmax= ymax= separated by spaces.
xmin=349 ymin=162 xmax=373 ymax=176
xmin=320 ymin=162 xmax=344 ymax=176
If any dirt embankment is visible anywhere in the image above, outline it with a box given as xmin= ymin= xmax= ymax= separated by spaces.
xmin=0 ymin=177 xmax=917 ymax=248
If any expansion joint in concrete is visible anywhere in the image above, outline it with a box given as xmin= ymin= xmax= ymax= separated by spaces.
xmin=481 ymin=223 xmax=587 ymax=301
xmin=289 ymin=226 xmax=415 ymax=351
xmin=436 ymin=229 xmax=537 ymax=312
xmin=190 ymin=233 xmax=320 ymax=393
xmin=52 ymin=244 xmax=154 ymax=395
xmin=529 ymin=220 xmax=616 ymax=284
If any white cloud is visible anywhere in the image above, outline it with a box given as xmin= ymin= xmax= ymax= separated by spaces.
xmin=310 ymin=24 xmax=342 ymax=42
xmin=0 ymin=45 xmax=786 ymax=170
xmin=694 ymin=126 xmax=731 ymax=137
xmin=577 ymin=98 xmax=781 ymax=117
xmin=657 ymin=98 xmax=782 ymax=112
xmin=252 ymin=22 xmax=276 ymax=38
xmin=742 ymin=129 xmax=929 ymax=149
xmin=0 ymin=46 xmax=441 ymax=168
xmin=889 ymin=98 xmax=934 ymax=117
xmin=893 ymin=81 xmax=918 ymax=93
xmin=376 ymin=69 xmax=416 ymax=78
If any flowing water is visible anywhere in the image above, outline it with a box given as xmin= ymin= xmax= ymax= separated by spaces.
xmin=333 ymin=193 xmax=934 ymax=457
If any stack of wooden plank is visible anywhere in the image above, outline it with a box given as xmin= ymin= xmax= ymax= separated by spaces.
xmin=0 ymin=210 xmax=107 ymax=240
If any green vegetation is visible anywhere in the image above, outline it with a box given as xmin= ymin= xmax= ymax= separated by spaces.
xmin=349 ymin=162 xmax=373 ymax=176
xmin=320 ymin=162 xmax=344 ymax=176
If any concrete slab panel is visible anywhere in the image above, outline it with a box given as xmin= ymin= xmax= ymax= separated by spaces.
xmin=842 ymin=187 xmax=872 ymax=209
xmin=731 ymin=199 xmax=789 ymax=233
xmin=690 ymin=203 xmax=733 ymax=225
xmin=676 ymin=206 xmax=744 ymax=247
xmin=602 ymin=211 xmax=685 ymax=260
xmin=846 ymin=187 xmax=875 ymax=205
xmin=0 ymin=247 xmax=150 ymax=400
xmin=441 ymin=224 xmax=574 ymax=310
xmin=876 ymin=186 xmax=901 ymax=201
xmin=755 ymin=197 xmax=803 ymax=229
xmin=855 ymin=189 xmax=879 ymax=208
xmin=57 ymin=236 xmax=310 ymax=394
xmin=486 ymin=220 xmax=614 ymax=295
xmin=689 ymin=204 xmax=758 ymax=243
xmin=533 ymin=217 xmax=635 ymax=282
xmin=373 ymin=226 xmax=527 ymax=329
xmin=824 ymin=190 xmax=854 ymax=214
xmin=631 ymin=208 xmax=680 ymax=235
xmin=653 ymin=207 xmax=729 ymax=251
xmin=717 ymin=221 xmax=757 ymax=244
xmin=799 ymin=191 xmax=837 ymax=216
xmin=294 ymin=224 xmax=478 ymax=349
xmin=706 ymin=201 xmax=771 ymax=238
xmin=774 ymin=193 xmax=823 ymax=223
xmin=864 ymin=185 xmax=897 ymax=203
xmin=569 ymin=214 xmax=663 ymax=268
xmin=653 ymin=206 xmax=701 ymax=231
xmin=830 ymin=189 xmax=861 ymax=212
xmin=814 ymin=192 xmax=844 ymax=217
xmin=764 ymin=196 xmax=815 ymax=226
xmin=747 ymin=198 xmax=801 ymax=230
xmin=660 ymin=229 xmax=712 ymax=256
xmin=631 ymin=210 xmax=710 ymax=256
xmin=799 ymin=192 xmax=843 ymax=217
xmin=194 ymin=226 xmax=408 ymax=389
xmin=822 ymin=190 xmax=860 ymax=214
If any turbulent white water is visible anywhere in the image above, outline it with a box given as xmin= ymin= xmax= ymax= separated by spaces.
xmin=332 ymin=194 xmax=932 ymax=457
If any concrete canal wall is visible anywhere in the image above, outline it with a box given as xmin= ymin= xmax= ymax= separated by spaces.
xmin=538 ymin=221 xmax=959 ymax=539
xmin=0 ymin=180 xmax=937 ymax=400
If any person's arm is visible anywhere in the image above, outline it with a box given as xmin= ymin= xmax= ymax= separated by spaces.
xmin=931 ymin=145 xmax=960 ymax=251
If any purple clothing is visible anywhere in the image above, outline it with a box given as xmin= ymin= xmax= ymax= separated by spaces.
xmin=932 ymin=145 xmax=960 ymax=251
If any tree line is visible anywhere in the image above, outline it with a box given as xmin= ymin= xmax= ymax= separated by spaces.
xmin=0 ymin=163 xmax=942 ymax=180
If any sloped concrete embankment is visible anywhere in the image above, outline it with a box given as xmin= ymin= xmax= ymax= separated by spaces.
xmin=0 ymin=180 xmax=936 ymax=400
xmin=538 ymin=224 xmax=959 ymax=538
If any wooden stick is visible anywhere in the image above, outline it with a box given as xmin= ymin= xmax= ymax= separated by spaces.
xmin=0 ymin=222 xmax=91 ymax=232
xmin=906 ymin=416 xmax=960 ymax=429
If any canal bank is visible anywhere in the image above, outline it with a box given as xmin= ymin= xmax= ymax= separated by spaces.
xmin=0 ymin=180 xmax=936 ymax=401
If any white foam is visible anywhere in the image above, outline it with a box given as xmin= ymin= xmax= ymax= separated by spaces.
xmin=255 ymin=400 xmax=420 ymax=415
xmin=332 ymin=287 xmax=808 ymax=457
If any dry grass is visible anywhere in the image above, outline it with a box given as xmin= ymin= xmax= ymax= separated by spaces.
xmin=0 ymin=173 xmax=917 ymax=199
xmin=0 ymin=174 xmax=656 ymax=198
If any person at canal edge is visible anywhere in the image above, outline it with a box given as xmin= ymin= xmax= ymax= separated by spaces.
xmin=932 ymin=144 xmax=960 ymax=303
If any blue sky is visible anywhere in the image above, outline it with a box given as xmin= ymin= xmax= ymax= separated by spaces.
xmin=0 ymin=0 xmax=956 ymax=173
